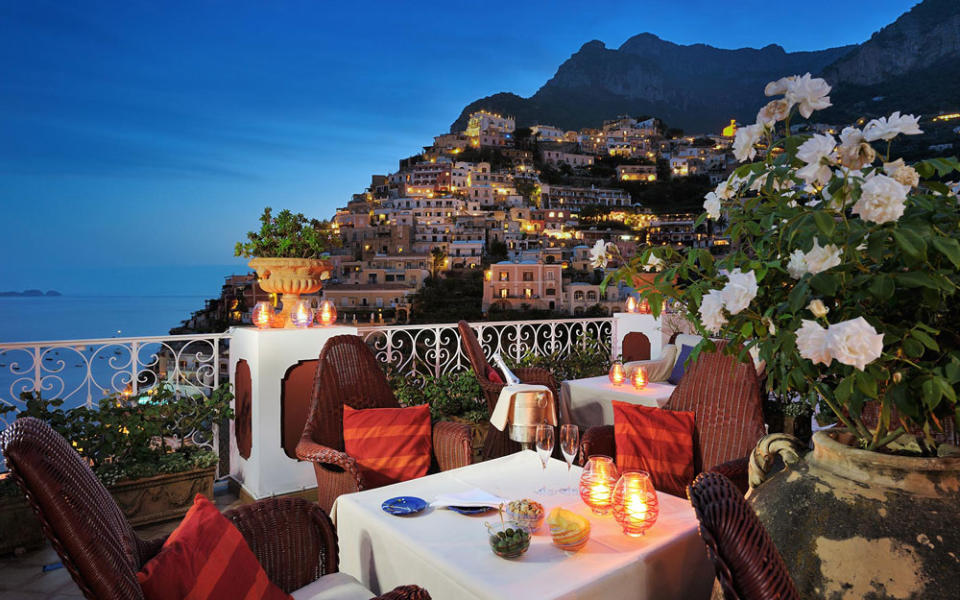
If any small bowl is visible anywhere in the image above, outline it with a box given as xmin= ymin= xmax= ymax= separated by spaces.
xmin=548 ymin=509 xmax=591 ymax=552
xmin=486 ymin=521 xmax=531 ymax=558
xmin=506 ymin=499 xmax=545 ymax=533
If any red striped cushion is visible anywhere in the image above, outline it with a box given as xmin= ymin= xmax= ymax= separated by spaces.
xmin=613 ymin=401 xmax=695 ymax=498
xmin=137 ymin=494 xmax=290 ymax=600
xmin=343 ymin=404 xmax=432 ymax=487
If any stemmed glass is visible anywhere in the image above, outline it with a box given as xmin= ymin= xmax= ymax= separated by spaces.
xmin=559 ymin=424 xmax=580 ymax=494
xmin=535 ymin=423 xmax=555 ymax=495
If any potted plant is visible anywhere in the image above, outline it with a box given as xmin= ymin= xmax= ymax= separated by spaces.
xmin=235 ymin=207 xmax=340 ymax=327
xmin=1 ymin=383 xmax=233 ymax=531
xmin=608 ymin=74 xmax=960 ymax=598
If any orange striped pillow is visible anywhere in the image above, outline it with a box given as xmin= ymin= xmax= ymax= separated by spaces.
xmin=343 ymin=404 xmax=432 ymax=488
xmin=613 ymin=401 xmax=695 ymax=498
xmin=137 ymin=494 xmax=290 ymax=600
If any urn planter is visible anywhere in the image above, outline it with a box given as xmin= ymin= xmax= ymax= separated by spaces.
xmin=109 ymin=466 xmax=216 ymax=527
xmin=748 ymin=430 xmax=960 ymax=599
xmin=248 ymin=257 xmax=332 ymax=328
xmin=0 ymin=491 xmax=45 ymax=555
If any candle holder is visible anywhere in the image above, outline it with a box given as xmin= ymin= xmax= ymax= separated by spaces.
xmin=625 ymin=296 xmax=637 ymax=313
xmin=290 ymin=299 xmax=314 ymax=328
xmin=608 ymin=361 xmax=626 ymax=386
xmin=317 ymin=300 xmax=337 ymax=326
xmin=612 ymin=471 xmax=659 ymax=536
xmin=252 ymin=301 xmax=273 ymax=329
xmin=639 ymin=299 xmax=651 ymax=314
xmin=631 ymin=366 xmax=648 ymax=390
xmin=579 ymin=455 xmax=619 ymax=515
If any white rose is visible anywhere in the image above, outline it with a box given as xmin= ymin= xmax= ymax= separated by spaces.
xmin=785 ymin=73 xmax=832 ymax=118
xmin=827 ymin=317 xmax=884 ymax=371
xmin=714 ymin=179 xmax=736 ymax=200
xmin=796 ymin=319 xmax=832 ymax=366
xmin=837 ymin=126 xmax=876 ymax=170
xmin=786 ymin=249 xmax=808 ymax=279
xmin=863 ymin=111 xmax=923 ymax=142
xmin=807 ymin=299 xmax=829 ymax=318
xmin=589 ymin=239 xmax=608 ymax=269
xmin=703 ymin=191 xmax=722 ymax=219
xmin=883 ymin=158 xmax=920 ymax=188
xmin=805 ymin=240 xmax=841 ymax=275
xmin=764 ymin=76 xmax=796 ymax=97
xmin=796 ymin=134 xmax=836 ymax=186
xmin=698 ymin=289 xmax=727 ymax=334
xmin=757 ymin=99 xmax=790 ymax=125
xmin=733 ymin=123 xmax=764 ymax=163
xmin=721 ymin=268 xmax=758 ymax=315
xmin=853 ymin=174 xmax=909 ymax=224
xmin=643 ymin=253 xmax=664 ymax=272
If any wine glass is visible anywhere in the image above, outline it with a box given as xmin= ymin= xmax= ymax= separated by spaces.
xmin=560 ymin=424 xmax=579 ymax=494
xmin=535 ymin=423 xmax=555 ymax=495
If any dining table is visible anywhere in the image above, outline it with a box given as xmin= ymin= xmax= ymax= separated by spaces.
xmin=332 ymin=451 xmax=714 ymax=600
xmin=561 ymin=375 xmax=675 ymax=429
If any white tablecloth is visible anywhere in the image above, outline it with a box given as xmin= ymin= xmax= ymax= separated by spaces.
xmin=562 ymin=376 xmax=675 ymax=429
xmin=333 ymin=451 xmax=713 ymax=600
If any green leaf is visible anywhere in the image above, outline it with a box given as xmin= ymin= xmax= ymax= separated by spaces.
xmin=931 ymin=237 xmax=960 ymax=269
xmin=911 ymin=330 xmax=940 ymax=352
xmin=741 ymin=322 xmax=754 ymax=338
xmin=946 ymin=360 xmax=960 ymax=384
xmin=856 ymin=372 xmax=878 ymax=399
xmin=891 ymin=229 xmax=926 ymax=260
xmin=812 ymin=212 xmax=835 ymax=237
xmin=787 ymin=281 xmax=809 ymax=313
xmin=869 ymin=276 xmax=895 ymax=301
xmin=835 ymin=376 xmax=854 ymax=404
xmin=922 ymin=378 xmax=943 ymax=411
xmin=810 ymin=272 xmax=839 ymax=296
xmin=903 ymin=338 xmax=925 ymax=358
xmin=896 ymin=272 xmax=940 ymax=290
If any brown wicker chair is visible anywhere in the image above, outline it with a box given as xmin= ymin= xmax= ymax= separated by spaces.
xmin=457 ymin=320 xmax=565 ymax=460
xmin=0 ymin=417 xmax=429 ymax=600
xmin=296 ymin=335 xmax=472 ymax=513
xmin=687 ymin=472 xmax=800 ymax=600
xmin=581 ymin=346 xmax=766 ymax=493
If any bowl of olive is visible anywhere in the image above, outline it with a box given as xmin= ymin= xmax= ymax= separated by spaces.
xmin=505 ymin=499 xmax=545 ymax=533
xmin=486 ymin=521 xmax=531 ymax=558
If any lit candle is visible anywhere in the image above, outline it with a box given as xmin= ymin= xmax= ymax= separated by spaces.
xmin=613 ymin=472 xmax=659 ymax=536
xmin=252 ymin=301 xmax=273 ymax=329
xmin=290 ymin=299 xmax=314 ymax=329
xmin=609 ymin=361 xmax=626 ymax=386
xmin=626 ymin=296 xmax=637 ymax=313
xmin=579 ymin=456 xmax=619 ymax=515
xmin=318 ymin=300 xmax=337 ymax=326
xmin=632 ymin=367 xmax=647 ymax=390
xmin=639 ymin=299 xmax=651 ymax=314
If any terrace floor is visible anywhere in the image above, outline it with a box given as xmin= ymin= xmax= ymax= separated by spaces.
xmin=0 ymin=482 xmax=242 ymax=599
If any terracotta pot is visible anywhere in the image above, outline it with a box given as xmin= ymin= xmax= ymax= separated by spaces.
xmin=748 ymin=430 xmax=960 ymax=599
xmin=248 ymin=257 xmax=332 ymax=328
xmin=109 ymin=466 xmax=215 ymax=527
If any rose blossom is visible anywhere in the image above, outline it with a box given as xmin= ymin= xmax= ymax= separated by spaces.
xmin=757 ymin=99 xmax=790 ymax=125
xmin=807 ymin=299 xmax=829 ymax=318
xmin=796 ymin=134 xmax=836 ymax=186
xmin=883 ymin=158 xmax=920 ymax=188
xmin=827 ymin=317 xmax=884 ymax=371
xmin=863 ymin=111 xmax=923 ymax=142
xmin=853 ymin=174 xmax=909 ymax=224
xmin=589 ymin=239 xmax=608 ymax=269
xmin=764 ymin=76 xmax=796 ymax=97
xmin=721 ymin=269 xmax=758 ymax=315
xmin=836 ymin=127 xmax=876 ymax=170
xmin=699 ymin=289 xmax=727 ymax=334
xmin=733 ymin=123 xmax=764 ymax=162
xmin=796 ymin=320 xmax=832 ymax=366
xmin=714 ymin=178 xmax=737 ymax=200
xmin=703 ymin=191 xmax=722 ymax=219
xmin=804 ymin=240 xmax=841 ymax=275
xmin=785 ymin=74 xmax=832 ymax=118
xmin=786 ymin=249 xmax=808 ymax=279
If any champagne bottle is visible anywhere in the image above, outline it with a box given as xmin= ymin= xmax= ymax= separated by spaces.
xmin=491 ymin=352 xmax=520 ymax=385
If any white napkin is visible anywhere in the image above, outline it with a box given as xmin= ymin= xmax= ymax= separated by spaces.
xmin=430 ymin=488 xmax=507 ymax=508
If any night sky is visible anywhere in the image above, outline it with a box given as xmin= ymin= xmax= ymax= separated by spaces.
xmin=1 ymin=0 xmax=916 ymax=295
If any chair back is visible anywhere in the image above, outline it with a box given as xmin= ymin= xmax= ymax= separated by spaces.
xmin=621 ymin=332 xmax=651 ymax=362
xmin=0 ymin=417 xmax=152 ymax=600
xmin=666 ymin=346 xmax=765 ymax=473
xmin=457 ymin=320 xmax=491 ymax=376
xmin=687 ymin=472 xmax=799 ymax=600
xmin=304 ymin=335 xmax=399 ymax=451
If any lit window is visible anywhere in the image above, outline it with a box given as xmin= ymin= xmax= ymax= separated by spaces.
xmin=524 ymin=289 xmax=533 ymax=299
xmin=499 ymin=288 xmax=508 ymax=298
xmin=499 ymin=272 xmax=509 ymax=281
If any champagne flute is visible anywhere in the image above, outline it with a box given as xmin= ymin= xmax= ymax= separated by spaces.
xmin=560 ymin=424 xmax=579 ymax=494
xmin=535 ymin=423 xmax=555 ymax=495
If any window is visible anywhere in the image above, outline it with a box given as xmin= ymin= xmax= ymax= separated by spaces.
xmin=546 ymin=288 xmax=555 ymax=296
xmin=522 ymin=271 xmax=533 ymax=281
xmin=368 ymin=274 xmax=377 ymax=283
xmin=499 ymin=288 xmax=508 ymax=298
xmin=574 ymin=291 xmax=584 ymax=301
xmin=524 ymin=288 xmax=532 ymax=299
xmin=385 ymin=274 xmax=394 ymax=282
xmin=376 ymin=298 xmax=384 ymax=308
xmin=499 ymin=272 xmax=509 ymax=281
xmin=587 ymin=291 xmax=597 ymax=301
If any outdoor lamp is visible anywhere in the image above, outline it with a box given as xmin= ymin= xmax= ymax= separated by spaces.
xmin=579 ymin=455 xmax=619 ymax=515
xmin=252 ymin=301 xmax=273 ymax=329
xmin=612 ymin=471 xmax=659 ymax=536
xmin=608 ymin=361 xmax=626 ymax=386
xmin=318 ymin=300 xmax=337 ymax=326
xmin=290 ymin=299 xmax=314 ymax=329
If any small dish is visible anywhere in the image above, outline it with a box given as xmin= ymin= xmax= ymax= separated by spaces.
xmin=506 ymin=498 xmax=545 ymax=533
xmin=486 ymin=521 xmax=530 ymax=558
xmin=381 ymin=496 xmax=428 ymax=516
xmin=447 ymin=505 xmax=494 ymax=515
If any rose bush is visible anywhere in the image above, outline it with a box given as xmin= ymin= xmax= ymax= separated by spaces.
xmin=607 ymin=73 xmax=960 ymax=453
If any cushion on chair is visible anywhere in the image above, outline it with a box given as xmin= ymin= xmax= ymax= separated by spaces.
xmin=485 ymin=365 xmax=504 ymax=384
xmin=666 ymin=344 xmax=694 ymax=385
xmin=137 ymin=494 xmax=291 ymax=600
xmin=612 ymin=401 xmax=696 ymax=497
xmin=343 ymin=403 xmax=432 ymax=487
xmin=290 ymin=572 xmax=376 ymax=600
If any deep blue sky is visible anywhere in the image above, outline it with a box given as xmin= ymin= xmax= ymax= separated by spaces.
xmin=1 ymin=0 xmax=916 ymax=296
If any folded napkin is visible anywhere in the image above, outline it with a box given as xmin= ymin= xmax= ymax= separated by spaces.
xmin=430 ymin=488 xmax=507 ymax=509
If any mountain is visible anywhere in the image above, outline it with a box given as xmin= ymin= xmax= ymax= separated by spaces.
xmin=452 ymin=0 xmax=960 ymax=134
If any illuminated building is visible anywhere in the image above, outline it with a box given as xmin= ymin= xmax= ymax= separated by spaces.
xmin=722 ymin=119 xmax=737 ymax=137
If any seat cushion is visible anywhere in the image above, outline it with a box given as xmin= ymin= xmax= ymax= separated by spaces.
xmin=137 ymin=494 xmax=291 ymax=600
xmin=343 ymin=403 xmax=432 ymax=488
xmin=667 ymin=344 xmax=695 ymax=385
xmin=485 ymin=365 xmax=504 ymax=384
xmin=613 ymin=401 xmax=696 ymax=497
xmin=290 ymin=572 xmax=374 ymax=600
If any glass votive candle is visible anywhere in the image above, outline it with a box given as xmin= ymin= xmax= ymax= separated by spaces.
xmin=625 ymin=296 xmax=637 ymax=313
xmin=317 ymin=300 xmax=337 ymax=326
xmin=579 ymin=455 xmax=620 ymax=515
xmin=290 ymin=299 xmax=314 ymax=328
xmin=252 ymin=301 xmax=273 ymax=329
xmin=608 ymin=361 xmax=626 ymax=386
xmin=632 ymin=366 xmax=647 ymax=390
xmin=612 ymin=471 xmax=659 ymax=536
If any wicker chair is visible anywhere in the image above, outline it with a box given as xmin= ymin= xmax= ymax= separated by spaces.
xmin=457 ymin=320 xmax=565 ymax=460
xmin=687 ymin=472 xmax=800 ymax=600
xmin=581 ymin=346 xmax=766 ymax=493
xmin=0 ymin=417 xmax=429 ymax=600
xmin=296 ymin=335 xmax=472 ymax=513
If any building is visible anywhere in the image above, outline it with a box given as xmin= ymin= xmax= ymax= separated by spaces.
xmin=616 ymin=164 xmax=657 ymax=182
xmin=482 ymin=261 xmax=563 ymax=312
xmin=320 ymin=283 xmax=416 ymax=323
xmin=539 ymin=184 xmax=631 ymax=208
xmin=465 ymin=110 xmax=515 ymax=137
xmin=564 ymin=282 xmax=629 ymax=315
xmin=530 ymin=124 xmax=565 ymax=142
xmin=542 ymin=150 xmax=595 ymax=168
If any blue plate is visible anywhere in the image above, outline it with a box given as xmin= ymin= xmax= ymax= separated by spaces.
xmin=447 ymin=505 xmax=495 ymax=515
xmin=381 ymin=496 xmax=428 ymax=516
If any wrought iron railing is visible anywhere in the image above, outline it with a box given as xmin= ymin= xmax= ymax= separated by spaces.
xmin=358 ymin=317 xmax=614 ymax=378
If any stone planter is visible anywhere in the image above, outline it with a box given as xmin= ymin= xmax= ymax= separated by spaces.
xmin=449 ymin=417 xmax=490 ymax=464
xmin=0 ymin=492 xmax=45 ymax=555
xmin=748 ymin=430 xmax=960 ymax=599
xmin=248 ymin=257 xmax=332 ymax=328
xmin=110 ymin=466 xmax=216 ymax=527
